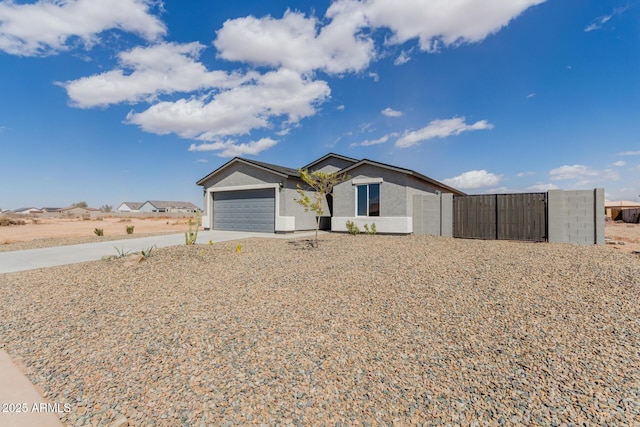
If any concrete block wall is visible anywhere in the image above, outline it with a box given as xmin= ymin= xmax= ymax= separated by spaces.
xmin=548 ymin=188 xmax=604 ymax=245
xmin=412 ymin=193 xmax=453 ymax=237
xmin=414 ymin=189 xmax=604 ymax=245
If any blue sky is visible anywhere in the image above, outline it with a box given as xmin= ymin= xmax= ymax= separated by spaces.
xmin=1 ymin=0 xmax=639 ymax=210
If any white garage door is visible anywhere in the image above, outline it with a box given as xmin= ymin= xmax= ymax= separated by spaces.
xmin=213 ymin=189 xmax=275 ymax=233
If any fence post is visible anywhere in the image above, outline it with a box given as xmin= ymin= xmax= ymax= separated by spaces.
xmin=594 ymin=188 xmax=605 ymax=245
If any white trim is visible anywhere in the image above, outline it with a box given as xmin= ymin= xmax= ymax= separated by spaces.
xmin=351 ymin=177 xmax=383 ymax=185
xmin=332 ymin=217 xmax=412 ymax=234
xmin=205 ymin=184 xmax=295 ymax=232
xmin=276 ymin=216 xmax=296 ymax=231
xmin=209 ymin=183 xmax=279 ymax=193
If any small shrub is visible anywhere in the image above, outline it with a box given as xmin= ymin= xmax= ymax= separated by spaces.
xmin=114 ymin=247 xmax=129 ymax=258
xmin=126 ymin=225 xmax=135 ymax=234
xmin=345 ymin=220 xmax=360 ymax=235
xmin=363 ymin=223 xmax=377 ymax=235
xmin=0 ymin=217 xmax=26 ymax=226
xmin=94 ymin=216 xmax=103 ymax=221
xmin=82 ymin=214 xmax=91 ymax=221
xmin=94 ymin=228 xmax=104 ymax=236
xmin=185 ymin=211 xmax=200 ymax=245
xmin=140 ymin=245 xmax=155 ymax=259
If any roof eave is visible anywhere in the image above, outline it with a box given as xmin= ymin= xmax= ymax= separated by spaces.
xmin=196 ymin=157 xmax=294 ymax=186
xmin=302 ymin=152 xmax=360 ymax=170
xmin=340 ymin=159 xmax=465 ymax=196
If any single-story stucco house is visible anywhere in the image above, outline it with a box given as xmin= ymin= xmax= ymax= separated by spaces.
xmin=58 ymin=206 xmax=101 ymax=216
xmin=116 ymin=201 xmax=200 ymax=213
xmin=196 ymin=153 xmax=464 ymax=234
xmin=605 ymin=200 xmax=640 ymax=221
xmin=116 ymin=202 xmax=145 ymax=213
xmin=139 ymin=201 xmax=200 ymax=213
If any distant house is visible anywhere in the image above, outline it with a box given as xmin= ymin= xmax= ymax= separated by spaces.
xmin=58 ymin=206 xmax=101 ymax=216
xmin=116 ymin=202 xmax=144 ymax=213
xmin=138 ymin=201 xmax=201 ymax=213
xmin=605 ymin=200 xmax=640 ymax=220
xmin=13 ymin=207 xmax=41 ymax=215
xmin=40 ymin=207 xmax=62 ymax=213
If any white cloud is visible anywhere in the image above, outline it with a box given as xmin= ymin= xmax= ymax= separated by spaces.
xmin=62 ymin=42 xmax=254 ymax=108
xmin=349 ymin=132 xmax=398 ymax=147
xmin=395 ymin=117 xmax=493 ymax=148
xmin=618 ymin=150 xmax=640 ymax=156
xmin=549 ymin=164 xmax=619 ymax=182
xmin=336 ymin=104 xmax=345 ymax=111
xmin=612 ymin=161 xmax=625 ymax=167
xmin=585 ymin=15 xmax=611 ymax=32
xmin=394 ymin=49 xmax=412 ymax=65
xmin=517 ymin=171 xmax=535 ymax=177
xmin=442 ymin=170 xmax=502 ymax=190
xmin=525 ymin=182 xmax=559 ymax=192
xmin=0 ymin=0 xmax=165 ymax=56
xmin=213 ymin=8 xmax=374 ymax=74
xmin=359 ymin=122 xmax=374 ymax=133
xmin=46 ymin=0 xmax=543 ymax=157
xmin=351 ymin=0 xmax=546 ymax=52
xmin=189 ymin=137 xmax=278 ymax=158
xmin=527 ymin=93 xmax=536 ymax=98
xmin=126 ymin=68 xmax=330 ymax=140
xmin=369 ymin=72 xmax=379 ymax=82
xmin=381 ymin=107 xmax=403 ymax=117
xmin=213 ymin=1 xmax=545 ymax=73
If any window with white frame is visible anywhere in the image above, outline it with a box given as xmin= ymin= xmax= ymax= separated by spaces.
xmin=356 ymin=183 xmax=380 ymax=216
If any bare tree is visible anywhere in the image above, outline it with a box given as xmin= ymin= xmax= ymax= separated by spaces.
xmin=295 ymin=169 xmax=349 ymax=248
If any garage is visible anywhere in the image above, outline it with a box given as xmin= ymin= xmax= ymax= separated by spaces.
xmin=213 ymin=188 xmax=275 ymax=232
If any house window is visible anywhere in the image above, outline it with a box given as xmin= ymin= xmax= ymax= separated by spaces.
xmin=357 ymin=184 xmax=380 ymax=216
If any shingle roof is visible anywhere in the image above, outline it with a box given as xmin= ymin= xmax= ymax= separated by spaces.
xmin=239 ymin=158 xmax=300 ymax=177
xmin=120 ymin=202 xmax=144 ymax=210
xmin=196 ymin=153 xmax=464 ymax=195
xmin=145 ymin=201 xmax=201 ymax=210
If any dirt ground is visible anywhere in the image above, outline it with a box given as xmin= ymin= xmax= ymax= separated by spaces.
xmin=0 ymin=216 xmax=193 ymax=245
xmin=604 ymin=221 xmax=640 ymax=254
xmin=0 ymin=216 xmax=639 ymax=254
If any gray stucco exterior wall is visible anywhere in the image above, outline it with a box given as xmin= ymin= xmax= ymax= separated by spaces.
xmin=307 ymin=157 xmax=356 ymax=173
xmin=333 ymin=165 xmax=411 ymax=217
xmin=279 ymin=184 xmax=326 ymax=231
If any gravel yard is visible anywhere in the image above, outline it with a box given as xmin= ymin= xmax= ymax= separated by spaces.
xmin=0 ymin=234 xmax=639 ymax=426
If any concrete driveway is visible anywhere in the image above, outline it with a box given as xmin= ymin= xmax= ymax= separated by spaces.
xmin=0 ymin=230 xmax=323 ymax=274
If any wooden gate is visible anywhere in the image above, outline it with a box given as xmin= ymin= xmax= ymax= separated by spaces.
xmin=453 ymin=193 xmax=547 ymax=241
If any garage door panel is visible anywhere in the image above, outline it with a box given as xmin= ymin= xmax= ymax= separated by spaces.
xmin=213 ymin=188 xmax=275 ymax=232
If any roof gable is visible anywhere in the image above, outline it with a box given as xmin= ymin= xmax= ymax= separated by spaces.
xmin=144 ymin=201 xmax=200 ymax=210
xmin=196 ymin=157 xmax=300 ymax=185
xmin=302 ymin=152 xmax=359 ymax=171
xmin=340 ymin=159 xmax=465 ymax=195
xmin=118 ymin=202 xmax=144 ymax=210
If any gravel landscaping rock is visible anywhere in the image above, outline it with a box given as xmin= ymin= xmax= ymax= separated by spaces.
xmin=0 ymin=234 xmax=639 ymax=426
